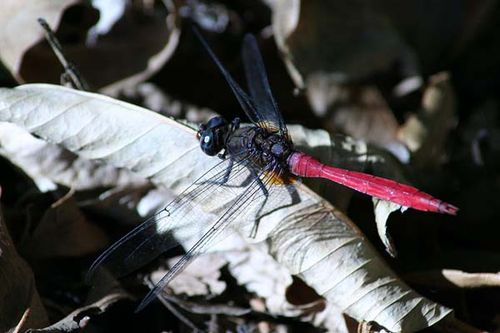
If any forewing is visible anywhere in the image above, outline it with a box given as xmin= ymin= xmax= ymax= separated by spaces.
xmin=193 ymin=28 xmax=262 ymax=126
xmin=87 ymin=155 xmax=256 ymax=280
xmin=241 ymin=34 xmax=288 ymax=135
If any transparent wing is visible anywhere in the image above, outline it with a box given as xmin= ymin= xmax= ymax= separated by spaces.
xmin=241 ymin=34 xmax=288 ymax=136
xmin=87 ymin=154 xmax=253 ymax=280
xmin=193 ymin=28 xmax=285 ymax=135
xmin=136 ymin=161 xmax=300 ymax=311
xmin=88 ymin=147 xmax=301 ymax=311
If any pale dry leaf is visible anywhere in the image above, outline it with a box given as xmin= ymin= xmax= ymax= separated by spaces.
xmin=178 ymin=0 xmax=230 ymax=33
xmin=118 ymin=188 xmax=317 ymax=321
xmin=87 ymin=0 xmax=128 ymax=40
xmin=126 ymin=190 xmax=342 ymax=329
xmin=151 ymin=254 xmax=227 ymax=297
xmin=0 ymin=84 xmax=452 ymax=332
xmin=0 ymin=0 xmax=79 ymax=80
xmin=91 ymin=179 xmax=318 ymax=323
xmin=312 ymin=302 xmax=349 ymax=333
xmin=272 ymin=0 xmax=303 ymax=89
xmin=0 ymin=122 xmax=145 ymax=191
xmin=330 ymin=87 xmax=408 ymax=163
xmin=224 ymin=245 xmax=296 ymax=316
xmin=373 ymin=199 xmax=405 ymax=257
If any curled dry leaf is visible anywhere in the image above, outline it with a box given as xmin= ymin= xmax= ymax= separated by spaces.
xmin=272 ymin=1 xmax=411 ymax=161
xmin=398 ymin=72 xmax=457 ymax=168
xmin=0 ymin=0 xmax=180 ymax=92
xmin=0 ymin=0 xmax=79 ymax=81
xmin=0 ymin=205 xmax=48 ymax=331
xmin=272 ymin=0 xmax=416 ymax=87
xmin=0 ymin=84 xmax=452 ymax=332
xmin=28 ymin=293 xmax=131 ymax=333
xmin=329 ymin=87 xmax=409 ymax=163
xmin=372 ymin=199 xmax=405 ymax=258
xmin=98 ymin=0 xmax=181 ymax=94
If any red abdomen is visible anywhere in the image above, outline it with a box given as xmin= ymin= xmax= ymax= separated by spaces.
xmin=288 ymin=152 xmax=457 ymax=214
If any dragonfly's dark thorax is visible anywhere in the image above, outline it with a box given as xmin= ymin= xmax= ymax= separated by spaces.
xmin=226 ymin=127 xmax=293 ymax=170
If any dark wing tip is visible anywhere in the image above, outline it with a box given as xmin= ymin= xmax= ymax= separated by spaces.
xmin=134 ymin=298 xmax=150 ymax=313
xmin=134 ymin=286 xmax=162 ymax=313
xmin=85 ymin=254 xmax=106 ymax=283
xmin=242 ymin=33 xmax=258 ymax=47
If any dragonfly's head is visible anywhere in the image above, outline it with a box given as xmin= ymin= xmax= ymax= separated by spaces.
xmin=197 ymin=116 xmax=230 ymax=156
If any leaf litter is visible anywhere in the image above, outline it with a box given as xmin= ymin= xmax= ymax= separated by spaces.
xmin=0 ymin=1 xmax=498 ymax=332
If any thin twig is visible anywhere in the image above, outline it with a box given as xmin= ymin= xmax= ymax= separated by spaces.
xmin=37 ymin=17 xmax=89 ymax=91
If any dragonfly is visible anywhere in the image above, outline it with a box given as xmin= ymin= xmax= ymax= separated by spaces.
xmin=88 ymin=29 xmax=457 ymax=312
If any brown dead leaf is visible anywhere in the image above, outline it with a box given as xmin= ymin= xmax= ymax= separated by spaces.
xmin=21 ymin=191 xmax=108 ymax=259
xmin=2 ymin=0 xmax=180 ymax=92
xmin=273 ymin=0 xmax=414 ymax=88
xmin=272 ymin=1 xmax=411 ymax=161
xmin=98 ymin=0 xmax=180 ymax=93
xmin=0 ymin=204 xmax=48 ymax=332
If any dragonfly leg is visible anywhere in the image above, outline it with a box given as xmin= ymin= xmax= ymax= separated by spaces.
xmin=220 ymin=158 xmax=234 ymax=184
xmin=252 ymin=183 xmax=301 ymax=238
xmin=230 ymin=117 xmax=241 ymax=131
xmin=195 ymin=158 xmax=235 ymax=187
xmin=249 ymin=168 xmax=269 ymax=239
xmin=217 ymin=150 xmax=227 ymax=160
xmin=218 ymin=118 xmax=240 ymax=160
